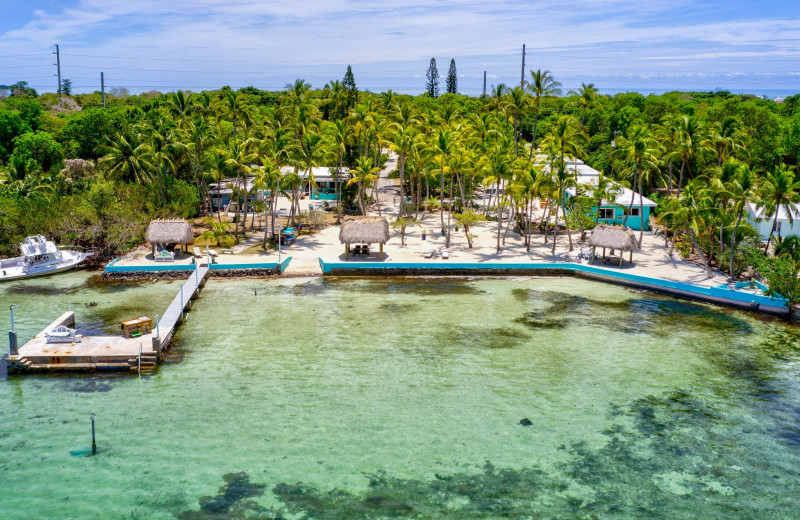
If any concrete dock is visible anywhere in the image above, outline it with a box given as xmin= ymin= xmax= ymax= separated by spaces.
xmin=6 ymin=264 xmax=210 ymax=374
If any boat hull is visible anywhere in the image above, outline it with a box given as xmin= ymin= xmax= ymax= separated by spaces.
xmin=0 ymin=252 xmax=91 ymax=282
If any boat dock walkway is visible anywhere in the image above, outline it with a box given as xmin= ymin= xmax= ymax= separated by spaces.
xmin=6 ymin=264 xmax=210 ymax=374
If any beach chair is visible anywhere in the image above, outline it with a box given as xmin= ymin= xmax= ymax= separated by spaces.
xmin=363 ymin=245 xmax=370 ymax=257
xmin=441 ymin=250 xmax=450 ymax=260
xmin=562 ymin=252 xmax=572 ymax=262
xmin=208 ymin=249 xmax=219 ymax=258
xmin=193 ymin=246 xmax=203 ymax=258
xmin=423 ymin=250 xmax=434 ymax=259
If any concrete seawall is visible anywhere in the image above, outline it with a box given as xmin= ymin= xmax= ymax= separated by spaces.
xmin=319 ymin=259 xmax=790 ymax=317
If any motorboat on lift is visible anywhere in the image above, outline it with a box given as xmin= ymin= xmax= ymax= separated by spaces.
xmin=0 ymin=235 xmax=91 ymax=281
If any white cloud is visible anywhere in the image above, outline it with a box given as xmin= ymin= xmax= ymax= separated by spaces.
xmin=2 ymin=0 xmax=799 ymax=94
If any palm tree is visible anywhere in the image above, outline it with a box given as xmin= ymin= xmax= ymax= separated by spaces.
xmin=435 ymin=128 xmax=456 ymax=238
xmin=758 ymin=164 xmax=800 ymax=254
xmin=567 ymin=82 xmax=598 ymax=127
xmin=658 ymin=180 xmax=718 ymax=278
xmin=526 ymin=69 xmax=562 ymax=160
xmin=97 ymin=130 xmax=154 ymax=184
xmin=388 ymin=122 xmax=420 ymax=219
xmin=201 ymin=218 xmax=231 ymax=246
xmin=666 ymin=115 xmax=709 ymax=196
xmin=222 ymin=139 xmax=257 ymax=239
xmin=254 ymin=158 xmax=282 ymax=247
xmin=219 ymin=90 xmax=254 ymax=137
xmin=324 ymin=119 xmax=353 ymax=223
xmin=541 ymin=115 xmax=586 ymax=251
xmin=167 ymin=90 xmax=194 ymax=122
xmin=205 ymin=148 xmax=230 ymax=222
xmin=728 ymin=166 xmax=758 ymax=278
xmin=591 ymin=174 xmax=622 ymax=225
xmin=505 ymin=86 xmax=531 ymax=156
xmin=614 ymin=124 xmax=659 ymax=245
xmin=348 ymin=157 xmax=379 ymax=214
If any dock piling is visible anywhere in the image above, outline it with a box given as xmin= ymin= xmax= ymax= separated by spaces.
xmin=91 ymin=413 xmax=96 ymax=456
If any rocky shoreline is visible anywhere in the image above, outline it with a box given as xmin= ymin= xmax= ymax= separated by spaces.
xmin=101 ymin=268 xmax=278 ymax=280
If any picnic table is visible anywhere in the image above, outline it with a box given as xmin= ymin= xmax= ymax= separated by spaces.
xmin=121 ymin=316 xmax=152 ymax=338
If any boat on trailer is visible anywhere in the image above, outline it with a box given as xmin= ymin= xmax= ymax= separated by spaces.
xmin=0 ymin=235 xmax=91 ymax=281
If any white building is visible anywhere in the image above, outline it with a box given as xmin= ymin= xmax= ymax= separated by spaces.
xmin=746 ymin=202 xmax=800 ymax=239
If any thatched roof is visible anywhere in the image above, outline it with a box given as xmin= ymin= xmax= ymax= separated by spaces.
xmin=588 ymin=225 xmax=640 ymax=252
xmin=146 ymin=219 xmax=194 ymax=244
xmin=339 ymin=216 xmax=390 ymax=244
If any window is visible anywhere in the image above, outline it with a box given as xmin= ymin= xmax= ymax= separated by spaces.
xmin=597 ymin=208 xmax=615 ymax=220
xmin=630 ymin=208 xmax=640 ymax=217
xmin=773 ymin=221 xmax=782 ymax=233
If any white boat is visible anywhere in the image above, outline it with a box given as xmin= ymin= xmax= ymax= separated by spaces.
xmin=0 ymin=235 xmax=91 ymax=281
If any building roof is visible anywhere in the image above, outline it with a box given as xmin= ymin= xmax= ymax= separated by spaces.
xmin=281 ymin=166 xmax=349 ymax=182
xmin=208 ymin=177 xmax=257 ymax=195
xmin=145 ymin=219 xmax=194 ymax=244
xmin=747 ymin=202 xmax=800 ymax=221
xmin=588 ymin=225 xmax=640 ymax=252
xmin=338 ymin=216 xmax=390 ymax=244
xmin=559 ymin=160 xmax=657 ymax=208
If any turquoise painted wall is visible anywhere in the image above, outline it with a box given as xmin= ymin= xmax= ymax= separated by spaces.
xmin=594 ymin=205 xmax=651 ymax=231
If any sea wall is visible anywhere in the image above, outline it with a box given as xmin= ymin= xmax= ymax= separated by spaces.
xmin=318 ymin=259 xmax=790 ymax=317
xmin=102 ymin=257 xmax=292 ymax=280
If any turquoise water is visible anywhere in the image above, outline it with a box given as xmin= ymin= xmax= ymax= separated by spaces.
xmin=2 ymin=272 xmax=800 ymax=519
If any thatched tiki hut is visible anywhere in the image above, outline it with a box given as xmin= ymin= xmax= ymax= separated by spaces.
xmin=339 ymin=216 xmax=390 ymax=261
xmin=588 ymin=225 xmax=640 ymax=266
xmin=146 ymin=219 xmax=194 ymax=256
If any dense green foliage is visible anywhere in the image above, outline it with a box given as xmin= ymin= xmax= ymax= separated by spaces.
xmin=1 ymin=72 xmax=798 ymax=299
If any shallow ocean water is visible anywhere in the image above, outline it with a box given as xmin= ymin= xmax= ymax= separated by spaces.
xmin=1 ymin=271 xmax=800 ymax=519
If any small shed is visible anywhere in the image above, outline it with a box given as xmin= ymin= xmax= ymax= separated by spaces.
xmin=339 ymin=216 xmax=390 ymax=261
xmin=588 ymin=225 xmax=640 ymax=266
xmin=146 ymin=219 xmax=194 ymax=256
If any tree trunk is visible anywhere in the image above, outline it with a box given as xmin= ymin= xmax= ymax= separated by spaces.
xmin=764 ymin=207 xmax=780 ymax=255
xmin=551 ymin=202 xmax=560 ymax=254
xmin=336 ymin=154 xmax=342 ymax=224
xmin=730 ymin=212 xmax=744 ymax=279
xmin=439 ymin=163 xmax=445 ymax=234
xmin=496 ymin=200 xmax=502 ymax=252
xmin=528 ymin=112 xmax=539 ymax=162
xmin=678 ymin=160 xmax=685 ymax=197
xmin=398 ymin=152 xmax=406 ymax=218
xmin=622 ymin=162 xmax=636 ymax=228
xmin=638 ymin=171 xmax=644 ymax=247
xmin=446 ymin=175 xmax=453 ymax=248
xmin=690 ymin=229 xmax=714 ymax=278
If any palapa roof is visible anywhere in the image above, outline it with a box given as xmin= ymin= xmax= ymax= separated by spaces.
xmin=588 ymin=225 xmax=640 ymax=252
xmin=145 ymin=219 xmax=194 ymax=244
xmin=339 ymin=216 xmax=390 ymax=244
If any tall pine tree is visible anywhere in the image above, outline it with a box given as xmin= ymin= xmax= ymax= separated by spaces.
xmin=425 ymin=58 xmax=439 ymax=98
xmin=343 ymin=65 xmax=358 ymax=112
xmin=446 ymin=59 xmax=457 ymax=94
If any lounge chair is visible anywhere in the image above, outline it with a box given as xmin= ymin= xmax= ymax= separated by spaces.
xmin=207 ymin=249 xmax=219 ymax=258
xmin=193 ymin=247 xmax=203 ymax=258
xmin=353 ymin=245 xmax=362 ymax=256
xmin=363 ymin=245 xmax=370 ymax=257
xmin=423 ymin=250 xmax=434 ymax=259
xmin=441 ymin=250 xmax=450 ymax=259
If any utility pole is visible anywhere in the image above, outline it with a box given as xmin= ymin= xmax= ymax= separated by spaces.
xmin=101 ymin=72 xmax=106 ymax=108
xmin=520 ymin=44 xmax=526 ymax=90
xmin=483 ymin=71 xmax=487 ymax=97
xmin=54 ymin=44 xmax=62 ymax=105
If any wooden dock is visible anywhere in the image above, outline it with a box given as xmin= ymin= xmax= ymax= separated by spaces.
xmin=5 ymin=264 xmax=209 ymax=374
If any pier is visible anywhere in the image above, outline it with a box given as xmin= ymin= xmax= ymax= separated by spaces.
xmin=5 ymin=264 xmax=210 ymax=374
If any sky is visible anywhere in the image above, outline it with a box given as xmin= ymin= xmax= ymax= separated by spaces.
xmin=1 ymin=0 xmax=799 ymax=97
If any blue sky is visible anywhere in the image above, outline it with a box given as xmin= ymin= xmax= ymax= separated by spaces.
xmin=2 ymin=0 xmax=799 ymax=96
